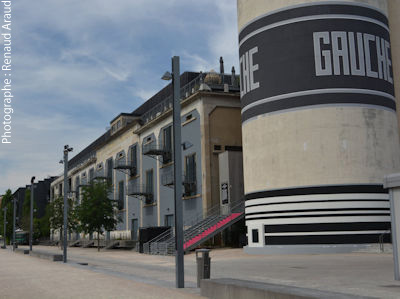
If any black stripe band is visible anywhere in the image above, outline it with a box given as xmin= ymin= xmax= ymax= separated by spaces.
xmin=264 ymin=233 xmax=390 ymax=245
xmin=242 ymin=93 xmax=396 ymax=123
xmin=264 ymin=221 xmax=390 ymax=233
xmin=239 ymin=3 xmax=388 ymax=42
xmin=245 ymin=185 xmax=387 ymax=201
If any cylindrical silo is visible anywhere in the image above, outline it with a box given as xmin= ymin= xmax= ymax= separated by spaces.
xmin=238 ymin=0 xmax=400 ymax=253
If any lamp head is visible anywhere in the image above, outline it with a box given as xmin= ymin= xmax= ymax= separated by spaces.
xmin=161 ymin=71 xmax=172 ymax=81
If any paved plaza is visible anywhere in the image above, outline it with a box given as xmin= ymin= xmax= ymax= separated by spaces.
xmin=1 ymin=245 xmax=400 ymax=298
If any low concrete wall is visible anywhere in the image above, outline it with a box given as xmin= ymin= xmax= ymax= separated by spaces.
xmin=15 ymin=248 xmax=62 ymax=262
xmin=200 ymin=278 xmax=374 ymax=299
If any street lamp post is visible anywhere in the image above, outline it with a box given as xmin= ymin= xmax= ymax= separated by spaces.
xmin=12 ymin=197 xmax=16 ymax=250
xmin=3 ymin=207 xmax=6 ymax=248
xmin=162 ymin=56 xmax=184 ymax=288
xmin=30 ymin=176 xmax=35 ymax=251
xmin=63 ymin=145 xmax=73 ymax=263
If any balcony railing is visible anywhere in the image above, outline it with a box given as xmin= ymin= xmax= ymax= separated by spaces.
xmin=141 ymin=72 xmax=239 ymax=125
xmin=114 ymin=159 xmax=137 ymax=176
xmin=142 ymin=144 xmax=172 ymax=164
xmin=127 ymin=184 xmax=154 ymax=204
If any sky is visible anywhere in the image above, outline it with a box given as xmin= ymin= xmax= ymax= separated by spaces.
xmin=0 ymin=0 xmax=239 ymax=194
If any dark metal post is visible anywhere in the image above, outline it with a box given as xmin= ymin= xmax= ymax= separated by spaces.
xmin=30 ymin=177 xmax=35 ymax=251
xmin=172 ymin=56 xmax=184 ymax=288
xmin=63 ymin=146 xmax=68 ymax=263
xmin=12 ymin=197 xmax=16 ymax=250
xmin=3 ymin=207 xmax=6 ymax=248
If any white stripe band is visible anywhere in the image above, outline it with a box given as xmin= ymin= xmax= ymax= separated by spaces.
xmin=238 ymin=1 xmax=386 ymax=34
xmin=241 ymin=88 xmax=395 ymax=114
xmin=239 ymin=14 xmax=389 ymax=48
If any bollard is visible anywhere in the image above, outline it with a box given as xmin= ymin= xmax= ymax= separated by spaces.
xmin=196 ymin=249 xmax=211 ymax=287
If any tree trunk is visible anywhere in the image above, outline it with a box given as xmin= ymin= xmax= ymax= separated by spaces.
xmin=97 ymin=230 xmax=100 ymax=252
xmin=59 ymin=228 xmax=62 ymax=248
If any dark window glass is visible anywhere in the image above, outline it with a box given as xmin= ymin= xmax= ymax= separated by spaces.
xmin=184 ymin=154 xmax=197 ymax=196
xmin=89 ymin=168 xmax=94 ymax=181
xmin=107 ymin=158 xmax=113 ymax=181
xmin=163 ymin=126 xmax=172 ymax=163
xmin=146 ymin=169 xmax=153 ymax=195
xmin=130 ymin=145 xmax=137 ymax=176
xmin=252 ymin=229 xmax=259 ymax=243
xmin=75 ymin=176 xmax=80 ymax=203
xmin=118 ymin=181 xmax=124 ymax=210
xmin=165 ymin=214 xmax=174 ymax=227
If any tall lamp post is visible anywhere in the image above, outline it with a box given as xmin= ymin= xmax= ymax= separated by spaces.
xmin=12 ymin=197 xmax=16 ymax=250
xmin=2 ymin=207 xmax=6 ymax=248
xmin=63 ymin=145 xmax=73 ymax=263
xmin=162 ymin=56 xmax=184 ymax=288
xmin=30 ymin=176 xmax=35 ymax=251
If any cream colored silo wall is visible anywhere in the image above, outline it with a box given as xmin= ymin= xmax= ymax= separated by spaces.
xmin=388 ymin=0 xmax=400 ymax=135
xmin=237 ymin=0 xmax=388 ymax=30
xmin=237 ymin=0 xmax=400 ymax=195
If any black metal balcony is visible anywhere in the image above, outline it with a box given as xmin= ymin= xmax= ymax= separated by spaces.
xmin=143 ymin=144 xmax=171 ymax=164
xmin=114 ymin=159 xmax=137 ymax=176
xmin=127 ymin=184 xmax=154 ymax=204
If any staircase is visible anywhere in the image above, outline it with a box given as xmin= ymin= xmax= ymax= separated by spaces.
xmin=144 ymin=200 xmax=244 ymax=255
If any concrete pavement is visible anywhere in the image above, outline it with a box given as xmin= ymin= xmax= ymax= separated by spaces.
xmin=0 ymin=247 xmax=203 ymax=299
xmin=2 ymin=245 xmax=400 ymax=298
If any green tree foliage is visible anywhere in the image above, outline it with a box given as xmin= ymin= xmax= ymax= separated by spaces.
xmin=20 ymin=189 xmax=37 ymax=232
xmin=20 ymin=190 xmax=52 ymax=241
xmin=48 ymin=196 xmax=78 ymax=241
xmin=77 ymin=179 xmax=120 ymax=251
xmin=0 ymin=189 xmax=14 ymax=244
xmin=35 ymin=204 xmax=51 ymax=240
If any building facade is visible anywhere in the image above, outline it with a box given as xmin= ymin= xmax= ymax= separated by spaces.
xmin=51 ymin=68 xmax=243 ymax=242
xmin=238 ymin=0 xmax=400 ymax=253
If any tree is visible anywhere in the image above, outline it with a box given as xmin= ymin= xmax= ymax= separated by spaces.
xmin=20 ymin=189 xmax=38 ymax=232
xmin=0 ymin=189 xmax=14 ymax=244
xmin=35 ymin=204 xmax=51 ymax=239
xmin=49 ymin=196 xmax=78 ymax=244
xmin=77 ymin=179 xmax=120 ymax=251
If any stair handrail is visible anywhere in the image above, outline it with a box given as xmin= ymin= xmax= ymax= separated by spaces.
xmin=144 ymin=227 xmax=173 ymax=247
xmin=146 ymin=197 xmax=245 ymax=254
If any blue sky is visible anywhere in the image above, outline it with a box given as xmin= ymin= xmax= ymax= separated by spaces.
xmin=0 ymin=0 xmax=239 ymax=194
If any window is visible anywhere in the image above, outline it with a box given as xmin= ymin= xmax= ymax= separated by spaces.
xmin=117 ymin=120 xmax=121 ymax=129
xmin=107 ymin=158 xmax=113 ymax=181
xmin=252 ymin=229 xmax=259 ymax=243
xmin=130 ymin=145 xmax=137 ymax=176
xmin=68 ymin=178 xmax=72 ymax=191
xmin=145 ymin=169 xmax=153 ymax=195
xmin=89 ymin=168 xmax=94 ymax=181
xmin=75 ymin=176 xmax=80 ymax=203
xmin=118 ymin=181 xmax=124 ymax=210
xmin=163 ymin=126 xmax=172 ymax=164
xmin=165 ymin=214 xmax=174 ymax=227
xmin=58 ymin=183 xmax=62 ymax=196
xmin=131 ymin=219 xmax=138 ymax=240
xmin=184 ymin=154 xmax=197 ymax=196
